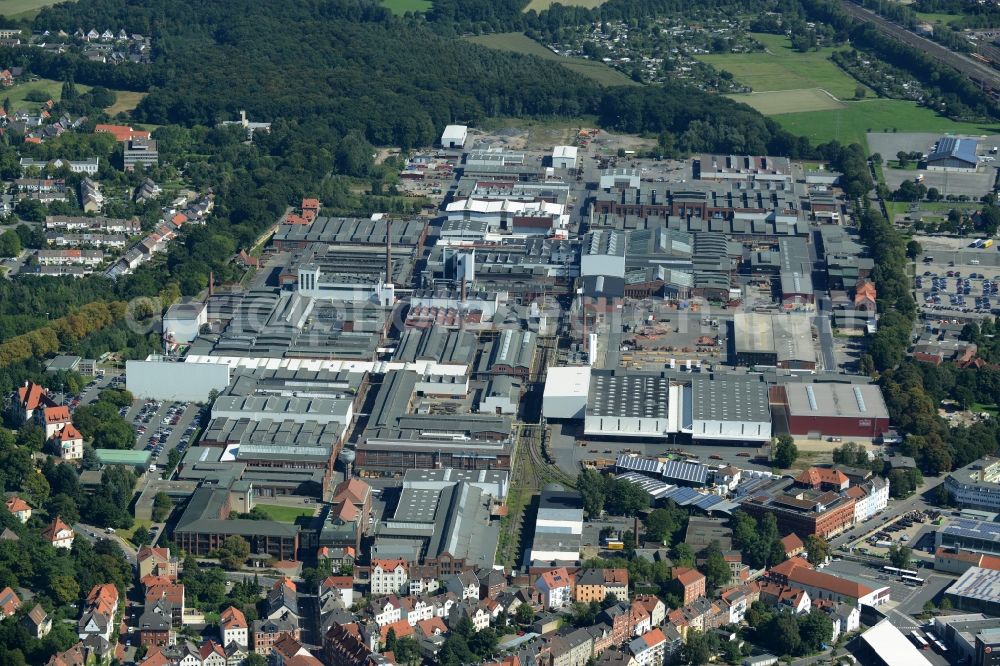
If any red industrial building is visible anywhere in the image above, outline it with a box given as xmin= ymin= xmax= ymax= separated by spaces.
xmin=776 ymin=383 xmax=890 ymax=439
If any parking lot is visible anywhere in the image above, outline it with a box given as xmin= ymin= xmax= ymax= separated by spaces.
xmin=916 ymin=240 xmax=1000 ymax=316
xmin=125 ymin=398 xmax=202 ymax=471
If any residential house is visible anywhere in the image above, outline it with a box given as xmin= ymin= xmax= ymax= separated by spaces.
xmin=138 ymin=603 xmax=171 ymax=647
xmin=448 ymin=600 xmax=490 ymax=633
xmin=478 ymin=568 xmax=506 ymax=599
xmin=633 ymin=595 xmax=666 ymax=627
xmin=144 ymin=581 xmax=184 ymax=628
xmin=598 ymin=602 xmax=633 ymax=646
xmin=253 ymin=615 xmax=300 ymax=656
xmin=52 ymin=423 xmax=83 ymax=460
xmin=595 ymin=649 xmax=638 ymax=666
xmin=137 ymin=546 xmax=178 ymax=580
xmin=370 ymin=559 xmax=408 ymax=596
xmin=200 ymin=641 xmax=227 ymax=666
xmin=550 ymin=627 xmax=594 ymax=666
xmin=370 ymin=597 xmax=403 ymax=628
xmin=0 ymin=587 xmax=21 ymax=618
xmin=628 ymin=628 xmax=666 ymax=666
xmin=759 ymin=581 xmax=811 ymax=615
xmin=672 ymin=567 xmax=706 ymax=605
xmin=14 ymin=380 xmax=55 ymax=424
xmin=273 ymin=635 xmax=322 ymax=666
xmin=22 ymin=604 xmax=51 ymax=638
xmin=444 ymin=571 xmax=480 ymax=600
xmin=630 ymin=601 xmax=652 ymax=637
xmin=220 ymin=606 xmax=248 ymax=648
xmin=320 ymin=576 xmax=355 ymax=609
xmin=576 ymin=568 xmax=629 ymax=604
xmin=42 ymin=516 xmax=74 ymax=550
xmin=781 ymin=533 xmax=805 ymax=559
xmin=79 ymin=583 xmax=119 ymax=642
xmin=41 ymin=405 xmax=72 ymax=439
xmin=5 ymin=496 xmax=31 ymax=523
xmin=535 ymin=567 xmax=573 ymax=609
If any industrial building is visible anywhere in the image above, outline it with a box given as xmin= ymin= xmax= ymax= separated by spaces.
xmin=371 ymin=468 xmax=506 ymax=575
xmin=125 ymin=357 xmax=231 ymax=402
xmin=440 ymin=125 xmax=468 ymax=149
xmin=733 ymin=313 xmax=816 ymax=370
xmin=926 ymin=136 xmax=979 ymax=172
xmin=946 ymin=458 xmax=1000 ymax=512
xmin=777 ymin=383 xmax=891 ymax=439
xmin=947 ymin=567 xmax=1000 ymax=615
xmin=356 ymin=370 xmax=514 ymax=473
xmin=163 ymin=302 xmax=208 ymax=345
xmin=584 ymin=370 xmax=678 ymax=439
xmin=933 ymin=614 xmax=1000 ymax=666
xmin=543 ymin=366 xmax=592 ymax=420
xmin=529 ymin=487 xmax=584 ymax=564
xmin=173 ymin=485 xmax=300 ymax=561
xmin=936 ymin=519 xmax=1000 ymax=557
xmin=855 ymin=619 xmax=933 ymax=666
xmin=552 ymin=145 xmax=578 ymax=169
xmin=686 ymin=376 xmax=771 ymax=443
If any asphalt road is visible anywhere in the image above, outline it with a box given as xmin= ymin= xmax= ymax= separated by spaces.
xmin=73 ymin=522 xmax=137 ymax=564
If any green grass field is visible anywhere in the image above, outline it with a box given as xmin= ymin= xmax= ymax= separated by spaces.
xmin=256 ymin=504 xmax=315 ymax=523
xmin=914 ymin=11 xmax=961 ymax=26
xmin=466 ymin=32 xmax=638 ymax=87
xmin=698 ymin=33 xmax=871 ymax=100
xmin=770 ymin=99 xmax=1000 ymax=148
xmin=105 ymin=90 xmax=147 ymax=115
xmin=2 ymin=77 xmax=90 ymax=109
xmin=732 ymin=88 xmax=845 ymax=115
xmin=524 ymin=0 xmax=606 ymax=10
xmin=0 ymin=0 xmax=64 ymax=19
xmin=380 ymin=0 xmax=431 ymax=14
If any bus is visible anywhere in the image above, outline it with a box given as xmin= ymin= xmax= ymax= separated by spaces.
xmin=899 ymin=568 xmax=919 ymax=576
xmin=910 ymin=631 xmax=930 ymax=650
xmin=902 ymin=574 xmax=925 ymax=586
xmin=925 ymin=630 xmax=939 ymax=644
xmin=603 ymin=538 xmax=624 ymax=551
xmin=883 ymin=566 xmax=900 ymax=575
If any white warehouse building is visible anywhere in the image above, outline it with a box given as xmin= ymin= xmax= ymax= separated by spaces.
xmin=543 ymin=366 xmax=592 ymax=419
xmin=440 ymin=124 xmax=468 ymax=149
xmin=552 ymin=145 xmax=578 ymax=169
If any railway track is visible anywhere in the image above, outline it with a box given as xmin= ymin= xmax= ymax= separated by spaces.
xmin=837 ymin=0 xmax=1000 ymax=94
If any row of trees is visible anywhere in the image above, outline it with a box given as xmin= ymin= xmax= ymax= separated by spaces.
xmin=577 ymin=468 xmax=650 ymax=518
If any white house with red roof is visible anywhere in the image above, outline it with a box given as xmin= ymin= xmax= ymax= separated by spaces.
xmin=42 ymin=516 xmax=74 ymax=550
xmin=534 ymin=567 xmax=573 ymax=609
xmin=52 ymin=423 xmax=84 ymax=460
xmin=41 ymin=405 xmax=72 ymax=439
xmin=628 ymin=627 xmax=667 ymax=666
xmin=220 ymin=605 xmax=248 ymax=647
xmin=5 ymin=495 xmax=31 ymax=523
xmin=369 ymin=559 xmax=408 ymax=596
xmin=14 ymin=381 xmax=56 ymax=424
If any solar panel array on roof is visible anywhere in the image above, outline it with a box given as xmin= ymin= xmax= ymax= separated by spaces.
xmin=692 ymin=494 xmax=725 ymax=511
xmin=617 ymin=454 xmax=666 ymax=476
xmin=662 ymin=487 xmax=701 ymax=504
xmin=616 ymin=472 xmax=674 ymax=500
xmin=944 ymin=518 xmax=1000 ymax=543
xmin=661 ymin=460 xmax=709 ymax=485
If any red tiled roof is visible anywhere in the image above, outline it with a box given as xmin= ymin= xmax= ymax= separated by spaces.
xmin=380 ymin=618 xmax=414 ymax=642
xmin=641 ymin=627 xmax=666 ymax=648
xmin=372 ymin=558 xmax=407 ymax=572
xmin=333 ymin=478 xmax=370 ymax=505
xmin=769 ymin=557 xmax=813 ymax=579
xmin=43 ymin=405 xmax=71 ymax=424
xmin=416 ymin=616 xmax=447 ymax=637
xmin=220 ymin=605 xmax=248 ymax=629
xmin=795 ymin=467 xmax=849 ymax=487
xmin=780 ymin=533 xmax=804 ymax=552
xmin=321 ymin=576 xmax=353 ymax=591
xmin=57 ymin=423 xmax=82 ymax=442
xmin=18 ymin=381 xmax=52 ymax=411
xmin=672 ymin=567 xmax=705 ymax=587
xmin=787 ymin=566 xmax=873 ymax=599
xmin=5 ymin=496 xmax=29 ymax=514
xmin=42 ymin=516 xmax=72 ymax=542
xmin=94 ymin=124 xmax=150 ymax=142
